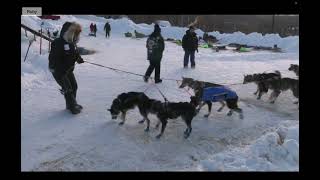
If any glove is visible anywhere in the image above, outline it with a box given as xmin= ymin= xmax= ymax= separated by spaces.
xmin=77 ymin=56 xmax=84 ymax=64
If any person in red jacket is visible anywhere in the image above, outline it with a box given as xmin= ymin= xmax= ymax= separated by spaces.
xmin=90 ymin=23 xmax=94 ymax=34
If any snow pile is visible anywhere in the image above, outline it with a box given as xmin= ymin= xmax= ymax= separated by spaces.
xmin=21 ymin=16 xmax=60 ymax=32
xmin=156 ymin=20 xmax=171 ymax=27
xmin=199 ymin=125 xmax=299 ymax=171
xmin=21 ymin=25 xmax=51 ymax=89
xmin=100 ymin=16 xmax=297 ymax=53
xmin=72 ymin=15 xmax=107 ymax=23
xmin=21 ymin=16 xmax=42 ymax=30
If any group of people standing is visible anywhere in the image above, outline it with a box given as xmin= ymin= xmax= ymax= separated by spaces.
xmin=89 ymin=22 xmax=111 ymax=38
xmin=89 ymin=23 xmax=97 ymax=37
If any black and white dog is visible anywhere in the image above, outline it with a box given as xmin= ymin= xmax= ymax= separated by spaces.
xmin=108 ymin=92 xmax=198 ymax=139
xmin=243 ymin=71 xmax=281 ymax=99
xmin=288 ymin=64 xmax=299 ymax=77
xmin=179 ymin=77 xmax=243 ymax=119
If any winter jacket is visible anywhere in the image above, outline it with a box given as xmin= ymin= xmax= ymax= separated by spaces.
xmin=90 ymin=24 xmax=94 ymax=32
xmin=104 ymin=23 xmax=111 ymax=32
xmin=92 ymin=24 xmax=97 ymax=33
xmin=49 ymin=22 xmax=83 ymax=76
xmin=146 ymin=32 xmax=165 ymax=62
xmin=182 ymin=30 xmax=198 ymax=51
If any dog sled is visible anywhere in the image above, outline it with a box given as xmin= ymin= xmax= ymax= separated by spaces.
xmin=199 ymin=43 xmax=213 ymax=48
xmin=134 ymin=30 xmax=147 ymax=38
xmin=229 ymin=43 xmax=282 ymax=53
xmin=166 ymin=38 xmax=176 ymax=42
xmin=124 ymin=32 xmax=133 ymax=37
xmin=234 ymin=46 xmax=251 ymax=52
xmin=202 ymin=86 xmax=238 ymax=102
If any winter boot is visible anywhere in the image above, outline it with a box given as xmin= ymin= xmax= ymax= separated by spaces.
xmin=143 ymin=76 xmax=149 ymax=82
xmin=155 ymin=79 xmax=162 ymax=84
xmin=73 ymin=91 xmax=83 ymax=109
xmin=65 ymin=92 xmax=81 ymax=114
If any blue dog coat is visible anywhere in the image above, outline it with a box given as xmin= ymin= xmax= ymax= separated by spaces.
xmin=202 ymin=86 xmax=238 ymax=102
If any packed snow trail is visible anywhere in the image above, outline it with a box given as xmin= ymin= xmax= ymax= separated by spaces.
xmin=21 ymin=16 xmax=299 ymax=171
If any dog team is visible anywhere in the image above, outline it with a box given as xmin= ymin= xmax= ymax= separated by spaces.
xmin=108 ymin=64 xmax=299 ymax=139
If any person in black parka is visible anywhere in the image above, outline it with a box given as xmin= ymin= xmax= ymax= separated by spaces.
xmin=93 ymin=24 xmax=97 ymax=37
xmin=182 ymin=26 xmax=198 ymax=68
xmin=48 ymin=22 xmax=85 ymax=114
xmin=104 ymin=22 xmax=111 ymax=38
xmin=144 ymin=24 xmax=165 ymax=83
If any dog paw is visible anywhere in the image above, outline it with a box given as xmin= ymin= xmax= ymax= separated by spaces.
xmin=118 ymin=122 xmax=124 ymax=126
xmin=138 ymin=120 xmax=145 ymax=124
xmin=144 ymin=128 xmax=149 ymax=132
xmin=156 ymin=134 xmax=162 ymax=139
xmin=227 ymin=112 xmax=232 ymax=116
xmin=204 ymin=114 xmax=209 ymax=118
xmin=217 ymin=109 xmax=222 ymax=112
xmin=270 ymin=101 xmax=275 ymax=104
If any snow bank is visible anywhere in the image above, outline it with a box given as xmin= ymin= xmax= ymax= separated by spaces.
xmin=21 ymin=15 xmax=298 ymax=53
xmin=21 ymin=51 xmax=51 ymax=89
xmin=199 ymin=125 xmax=299 ymax=171
xmin=157 ymin=20 xmax=171 ymax=27
xmin=91 ymin=16 xmax=297 ymax=53
xmin=21 ymin=24 xmax=51 ymax=89
xmin=21 ymin=16 xmax=61 ymax=33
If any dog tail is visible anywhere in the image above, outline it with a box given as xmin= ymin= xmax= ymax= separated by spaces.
xmin=274 ymin=70 xmax=281 ymax=78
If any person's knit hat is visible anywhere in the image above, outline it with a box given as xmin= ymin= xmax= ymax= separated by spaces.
xmin=154 ymin=24 xmax=161 ymax=33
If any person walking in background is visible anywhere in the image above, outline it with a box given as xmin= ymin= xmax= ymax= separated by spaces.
xmin=144 ymin=24 xmax=165 ymax=84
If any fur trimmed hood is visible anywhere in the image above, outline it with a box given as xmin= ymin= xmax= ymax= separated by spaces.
xmin=60 ymin=22 xmax=82 ymax=44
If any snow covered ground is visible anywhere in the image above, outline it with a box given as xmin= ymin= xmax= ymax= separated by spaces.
xmin=21 ymin=15 xmax=299 ymax=171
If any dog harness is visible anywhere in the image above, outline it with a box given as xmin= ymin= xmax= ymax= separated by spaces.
xmin=202 ymin=86 xmax=238 ymax=102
